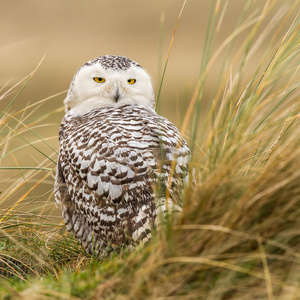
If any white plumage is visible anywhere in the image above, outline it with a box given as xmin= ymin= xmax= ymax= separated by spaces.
xmin=54 ymin=55 xmax=191 ymax=256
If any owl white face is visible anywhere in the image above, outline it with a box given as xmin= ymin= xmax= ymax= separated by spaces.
xmin=64 ymin=55 xmax=155 ymax=115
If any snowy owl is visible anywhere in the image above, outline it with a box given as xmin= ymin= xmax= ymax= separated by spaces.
xmin=54 ymin=55 xmax=191 ymax=256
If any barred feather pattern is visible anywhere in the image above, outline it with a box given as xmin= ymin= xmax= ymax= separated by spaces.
xmin=54 ymin=104 xmax=190 ymax=256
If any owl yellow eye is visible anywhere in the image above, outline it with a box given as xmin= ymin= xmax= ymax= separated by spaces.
xmin=127 ymin=79 xmax=136 ymax=84
xmin=93 ymin=77 xmax=106 ymax=83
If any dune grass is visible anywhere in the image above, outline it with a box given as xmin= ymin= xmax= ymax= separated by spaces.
xmin=0 ymin=0 xmax=299 ymax=299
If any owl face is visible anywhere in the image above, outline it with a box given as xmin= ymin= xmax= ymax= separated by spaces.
xmin=64 ymin=55 xmax=155 ymax=115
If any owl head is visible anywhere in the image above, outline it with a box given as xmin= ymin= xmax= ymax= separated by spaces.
xmin=64 ymin=55 xmax=155 ymax=114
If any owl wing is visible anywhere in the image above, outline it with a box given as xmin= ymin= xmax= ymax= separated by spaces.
xmin=145 ymin=114 xmax=191 ymax=213
xmin=55 ymin=110 xmax=157 ymax=249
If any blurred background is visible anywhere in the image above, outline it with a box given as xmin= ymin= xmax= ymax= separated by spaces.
xmin=1 ymin=0 xmax=297 ymax=123
xmin=0 ymin=0 xmax=298 ymax=209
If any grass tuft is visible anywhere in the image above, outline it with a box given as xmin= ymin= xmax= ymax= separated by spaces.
xmin=0 ymin=0 xmax=299 ymax=299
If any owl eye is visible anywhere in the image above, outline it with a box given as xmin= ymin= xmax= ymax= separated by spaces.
xmin=127 ymin=79 xmax=136 ymax=84
xmin=93 ymin=77 xmax=106 ymax=83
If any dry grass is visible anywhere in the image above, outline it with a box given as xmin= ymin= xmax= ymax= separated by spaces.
xmin=0 ymin=1 xmax=299 ymax=299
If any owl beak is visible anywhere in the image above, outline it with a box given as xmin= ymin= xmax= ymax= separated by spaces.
xmin=114 ymin=87 xmax=120 ymax=102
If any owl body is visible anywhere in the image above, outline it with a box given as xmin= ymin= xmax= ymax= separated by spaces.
xmin=54 ymin=55 xmax=190 ymax=255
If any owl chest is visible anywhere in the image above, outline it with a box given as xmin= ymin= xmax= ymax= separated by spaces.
xmin=62 ymin=117 xmax=160 ymax=161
